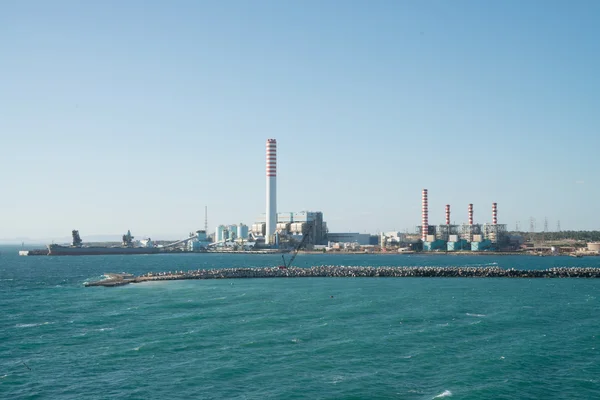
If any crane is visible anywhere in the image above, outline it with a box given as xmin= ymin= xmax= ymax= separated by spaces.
xmin=279 ymin=224 xmax=312 ymax=269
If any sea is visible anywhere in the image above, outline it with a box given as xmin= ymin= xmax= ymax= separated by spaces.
xmin=1 ymin=246 xmax=600 ymax=399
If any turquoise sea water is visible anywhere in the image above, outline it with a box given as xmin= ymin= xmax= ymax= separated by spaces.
xmin=2 ymin=247 xmax=600 ymax=399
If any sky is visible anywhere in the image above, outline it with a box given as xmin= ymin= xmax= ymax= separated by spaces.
xmin=1 ymin=0 xmax=599 ymax=241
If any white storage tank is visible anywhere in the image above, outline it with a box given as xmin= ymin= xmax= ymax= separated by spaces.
xmin=215 ymin=225 xmax=226 ymax=242
xmin=237 ymin=224 xmax=249 ymax=239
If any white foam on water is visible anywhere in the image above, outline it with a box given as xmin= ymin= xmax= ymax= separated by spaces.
xmin=466 ymin=313 xmax=486 ymax=317
xmin=15 ymin=322 xmax=54 ymax=328
xmin=433 ymin=390 xmax=452 ymax=398
xmin=0 ymin=374 xmax=7 ymax=379
xmin=95 ymin=327 xmax=114 ymax=332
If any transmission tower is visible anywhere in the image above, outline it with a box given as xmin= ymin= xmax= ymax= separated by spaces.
xmin=516 ymin=221 xmax=520 ymax=231
xmin=529 ymin=217 xmax=536 ymax=244
xmin=557 ymin=220 xmax=561 ymax=232
xmin=542 ymin=217 xmax=548 ymax=244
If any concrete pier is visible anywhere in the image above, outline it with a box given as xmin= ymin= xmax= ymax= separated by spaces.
xmin=84 ymin=266 xmax=600 ymax=287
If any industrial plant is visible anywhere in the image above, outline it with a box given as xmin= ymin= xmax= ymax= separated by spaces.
xmin=211 ymin=139 xmax=329 ymax=251
xmin=417 ymin=189 xmax=508 ymax=251
xmin=21 ymin=137 xmax=598 ymax=257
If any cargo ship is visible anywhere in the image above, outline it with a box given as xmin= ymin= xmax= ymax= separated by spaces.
xmin=47 ymin=230 xmax=160 ymax=256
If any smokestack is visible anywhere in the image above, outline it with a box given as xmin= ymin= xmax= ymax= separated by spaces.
xmin=492 ymin=202 xmax=497 ymax=225
xmin=445 ymin=204 xmax=450 ymax=225
xmin=422 ymin=189 xmax=428 ymax=241
xmin=265 ymin=139 xmax=277 ymax=244
xmin=468 ymin=203 xmax=473 ymax=225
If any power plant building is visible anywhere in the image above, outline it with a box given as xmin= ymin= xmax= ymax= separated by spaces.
xmin=253 ymin=210 xmax=328 ymax=246
xmin=417 ymin=189 xmax=507 ymax=251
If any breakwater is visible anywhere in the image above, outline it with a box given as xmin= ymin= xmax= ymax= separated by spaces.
xmin=84 ymin=266 xmax=600 ymax=287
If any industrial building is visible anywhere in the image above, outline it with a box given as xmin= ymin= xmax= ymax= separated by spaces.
xmin=187 ymin=230 xmax=210 ymax=251
xmin=380 ymin=232 xmax=407 ymax=247
xmin=327 ymin=232 xmax=372 ymax=246
xmin=215 ymin=224 xmax=250 ymax=242
xmin=252 ymin=211 xmax=328 ymax=247
xmin=416 ymin=189 xmax=508 ymax=251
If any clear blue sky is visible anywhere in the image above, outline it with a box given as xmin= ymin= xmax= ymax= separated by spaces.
xmin=1 ymin=0 xmax=599 ymax=240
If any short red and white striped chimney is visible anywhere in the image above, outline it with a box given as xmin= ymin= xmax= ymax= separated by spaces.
xmin=468 ymin=203 xmax=473 ymax=225
xmin=492 ymin=202 xmax=497 ymax=225
xmin=421 ymin=189 xmax=428 ymax=241
xmin=445 ymin=204 xmax=450 ymax=225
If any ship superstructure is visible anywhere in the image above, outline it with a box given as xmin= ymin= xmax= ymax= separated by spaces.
xmin=47 ymin=230 xmax=159 ymax=256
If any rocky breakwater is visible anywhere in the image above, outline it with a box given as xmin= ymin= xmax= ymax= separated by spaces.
xmin=84 ymin=273 xmax=136 ymax=287
xmin=84 ymin=266 xmax=600 ymax=287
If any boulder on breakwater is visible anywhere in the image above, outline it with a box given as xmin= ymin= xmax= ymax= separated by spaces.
xmin=85 ymin=266 xmax=600 ymax=287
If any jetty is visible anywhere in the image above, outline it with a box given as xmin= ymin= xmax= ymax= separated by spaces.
xmin=84 ymin=266 xmax=600 ymax=287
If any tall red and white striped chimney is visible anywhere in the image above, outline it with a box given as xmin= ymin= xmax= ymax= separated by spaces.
xmin=421 ymin=189 xmax=428 ymax=241
xmin=468 ymin=203 xmax=473 ymax=225
xmin=445 ymin=204 xmax=450 ymax=225
xmin=492 ymin=202 xmax=497 ymax=225
xmin=265 ymin=139 xmax=277 ymax=244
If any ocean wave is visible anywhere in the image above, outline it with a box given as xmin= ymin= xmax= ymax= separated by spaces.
xmin=466 ymin=313 xmax=486 ymax=317
xmin=433 ymin=390 xmax=452 ymax=398
xmin=15 ymin=322 xmax=54 ymax=328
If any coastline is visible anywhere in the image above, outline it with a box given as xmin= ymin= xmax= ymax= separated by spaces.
xmin=298 ymin=251 xmax=590 ymax=256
